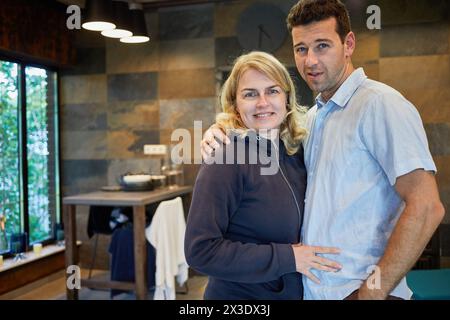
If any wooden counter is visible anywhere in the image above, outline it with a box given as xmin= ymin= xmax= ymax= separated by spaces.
xmin=62 ymin=185 xmax=193 ymax=300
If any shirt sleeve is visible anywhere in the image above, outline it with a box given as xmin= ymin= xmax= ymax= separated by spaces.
xmin=360 ymin=90 xmax=437 ymax=186
xmin=184 ymin=161 xmax=296 ymax=283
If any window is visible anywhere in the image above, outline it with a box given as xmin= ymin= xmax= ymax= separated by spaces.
xmin=0 ymin=59 xmax=60 ymax=254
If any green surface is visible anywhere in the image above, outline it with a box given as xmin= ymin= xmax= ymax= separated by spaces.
xmin=406 ymin=269 xmax=450 ymax=300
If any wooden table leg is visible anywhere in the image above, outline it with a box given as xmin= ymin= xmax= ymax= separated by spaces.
xmin=63 ymin=204 xmax=78 ymax=300
xmin=133 ymin=205 xmax=147 ymax=300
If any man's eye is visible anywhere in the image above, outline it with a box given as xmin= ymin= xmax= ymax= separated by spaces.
xmin=318 ymin=43 xmax=329 ymax=50
xmin=296 ymin=47 xmax=307 ymax=54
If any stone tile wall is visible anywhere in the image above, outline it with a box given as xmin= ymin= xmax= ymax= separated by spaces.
xmin=59 ymin=0 xmax=450 ymax=267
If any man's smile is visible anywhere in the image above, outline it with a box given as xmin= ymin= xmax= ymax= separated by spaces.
xmin=306 ymin=71 xmax=323 ymax=80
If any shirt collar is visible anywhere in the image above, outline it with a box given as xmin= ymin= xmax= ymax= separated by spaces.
xmin=315 ymin=67 xmax=367 ymax=109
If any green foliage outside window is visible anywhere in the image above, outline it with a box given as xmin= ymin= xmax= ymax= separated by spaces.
xmin=0 ymin=60 xmax=58 ymax=252
xmin=0 ymin=61 xmax=21 ymax=250
xmin=26 ymin=67 xmax=52 ymax=243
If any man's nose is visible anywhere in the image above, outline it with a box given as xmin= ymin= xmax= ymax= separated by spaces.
xmin=305 ymin=50 xmax=319 ymax=67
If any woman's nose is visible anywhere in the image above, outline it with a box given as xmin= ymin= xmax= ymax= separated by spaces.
xmin=256 ymin=93 xmax=269 ymax=107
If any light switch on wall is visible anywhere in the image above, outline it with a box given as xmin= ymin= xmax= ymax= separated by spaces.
xmin=143 ymin=144 xmax=167 ymax=155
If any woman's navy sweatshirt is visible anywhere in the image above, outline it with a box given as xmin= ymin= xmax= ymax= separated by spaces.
xmin=185 ymin=132 xmax=307 ymax=300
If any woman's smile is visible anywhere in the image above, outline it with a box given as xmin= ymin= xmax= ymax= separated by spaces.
xmin=254 ymin=112 xmax=276 ymax=119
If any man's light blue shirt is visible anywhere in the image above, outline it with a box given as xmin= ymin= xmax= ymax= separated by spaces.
xmin=302 ymin=68 xmax=436 ymax=300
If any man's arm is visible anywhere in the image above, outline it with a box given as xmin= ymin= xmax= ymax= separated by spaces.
xmin=358 ymin=169 xmax=445 ymax=299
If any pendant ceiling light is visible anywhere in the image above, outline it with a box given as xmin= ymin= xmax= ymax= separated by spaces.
xmin=82 ymin=0 xmax=116 ymax=31
xmin=120 ymin=4 xmax=149 ymax=43
xmin=101 ymin=0 xmax=133 ymax=38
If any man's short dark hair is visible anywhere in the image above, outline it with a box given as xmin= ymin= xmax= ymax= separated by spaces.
xmin=286 ymin=0 xmax=351 ymax=43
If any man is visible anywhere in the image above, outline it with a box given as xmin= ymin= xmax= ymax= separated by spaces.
xmin=201 ymin=0 xmax=444 ymax=300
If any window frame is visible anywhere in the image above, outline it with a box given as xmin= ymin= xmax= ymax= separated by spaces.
xmin=0 ymin=51 xmax=62 ymax=254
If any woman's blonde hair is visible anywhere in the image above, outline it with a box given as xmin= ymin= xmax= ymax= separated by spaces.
xmin=216 ymin=51 xmax=307 ymax=155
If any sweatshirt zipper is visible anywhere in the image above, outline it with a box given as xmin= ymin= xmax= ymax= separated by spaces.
xmin=272 ymin=141 xmax=302 ymax=234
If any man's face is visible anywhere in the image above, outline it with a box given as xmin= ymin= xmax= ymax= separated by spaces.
xmin=291 ymin=17 xmax=354 ymax=101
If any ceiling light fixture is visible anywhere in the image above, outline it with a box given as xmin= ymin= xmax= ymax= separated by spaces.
xmin=120 ymin=3 xmax=149 ymax=43
xmin=101 ymin=0 xmax=133 ymax=38
xmin=82 ymin=0 xmax=116 ymax=32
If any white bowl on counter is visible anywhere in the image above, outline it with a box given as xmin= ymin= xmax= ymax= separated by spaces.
xmin=122 ymin=174 xmax=152 ymax=184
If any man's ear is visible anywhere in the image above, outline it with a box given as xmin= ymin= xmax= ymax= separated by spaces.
xmin=344 ymin=31 xmax=356 ymax=58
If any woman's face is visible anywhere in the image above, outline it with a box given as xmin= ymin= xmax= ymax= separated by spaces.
xmin=235 ymin=68 xmax=287 ymax=131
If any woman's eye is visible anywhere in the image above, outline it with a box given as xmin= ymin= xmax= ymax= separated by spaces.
xmin=243 ymin=91 xmax=257 ymax=98
xmin=268 ymin=88 xmax=280 ymax=95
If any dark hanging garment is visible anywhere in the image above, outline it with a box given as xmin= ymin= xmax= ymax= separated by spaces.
xmin=108 ymin=224 xmax=156 ymax=298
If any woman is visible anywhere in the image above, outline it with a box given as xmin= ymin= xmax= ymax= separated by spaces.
xmin=184 ymin=51 xmax=341 ymax=300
